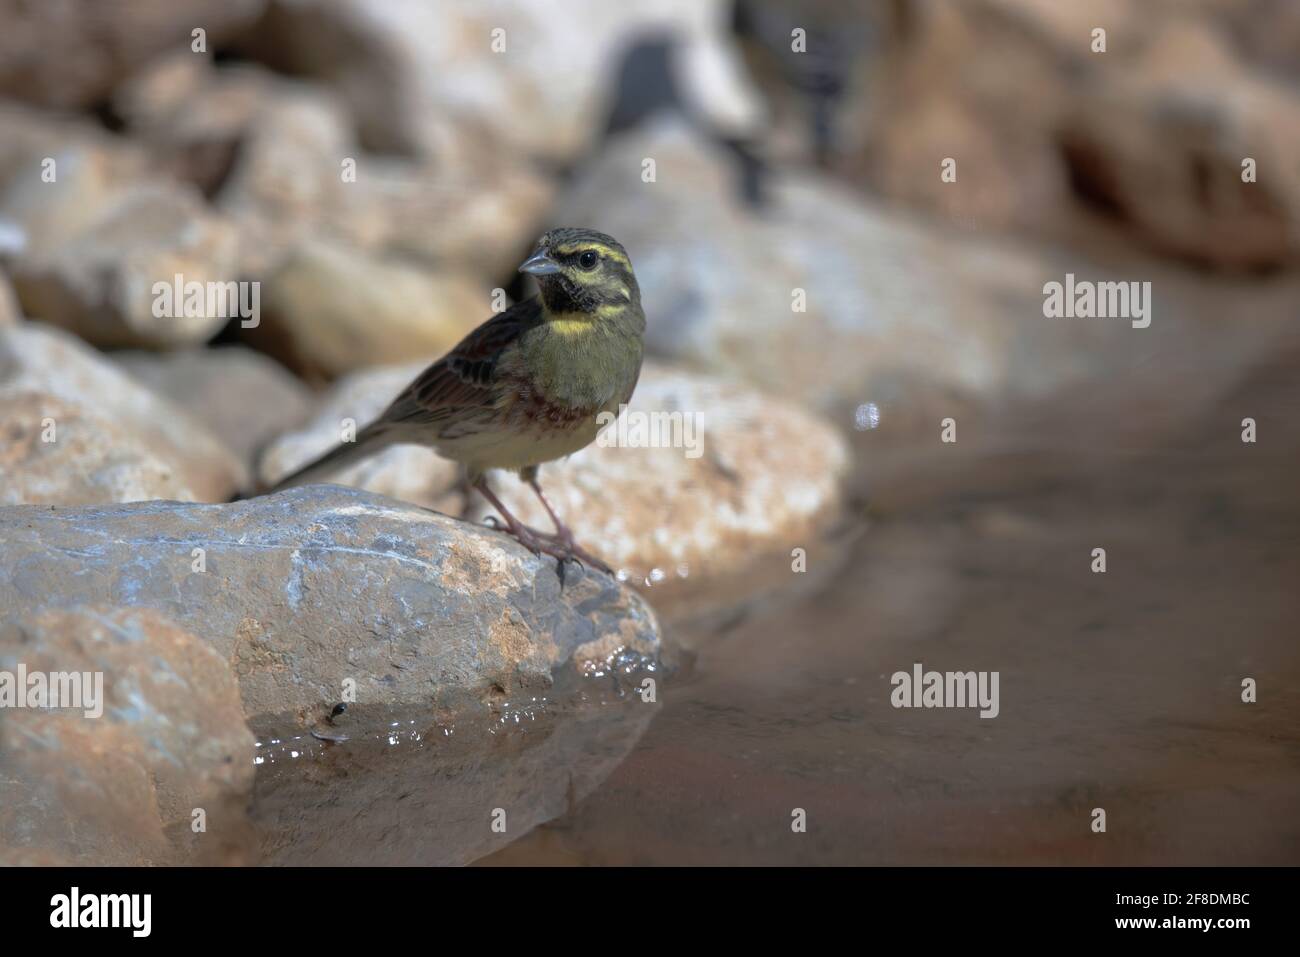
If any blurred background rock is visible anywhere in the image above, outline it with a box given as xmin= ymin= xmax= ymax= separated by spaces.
xmin=1 ymin=0 xmax=1297 ymax=865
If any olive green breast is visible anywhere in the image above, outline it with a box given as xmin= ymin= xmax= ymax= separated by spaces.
xmin=517 ymin=312 xmax=644 ymax=413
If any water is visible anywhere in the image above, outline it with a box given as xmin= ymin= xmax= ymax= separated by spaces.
xmin=481 ymin=303 xmax=1300 ymax=865
xmin=249 ymin=642 xmax=664 ymax=865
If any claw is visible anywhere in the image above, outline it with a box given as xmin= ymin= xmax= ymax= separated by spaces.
xmin=471 ymin=479 xmax=611 ymax=576
xmin=557 ymin=553 xmax=595 ymax=589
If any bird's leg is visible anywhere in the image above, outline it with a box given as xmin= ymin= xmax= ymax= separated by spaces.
xmin=524 ymin=472 xmax=612 ymax=574
xmin=526 ymin=473 xmax=567 ymax=538
xmin=473 ymin=475 xmax=610 ymax=574
xmin=472 ymin=475 xmax=548 ymax=556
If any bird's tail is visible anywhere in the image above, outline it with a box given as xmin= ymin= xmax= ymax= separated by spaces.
xmin=260 ymin=423 xmax=401 ymax=495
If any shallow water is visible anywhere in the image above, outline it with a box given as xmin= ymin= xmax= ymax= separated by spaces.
xmin=481 ymin=303 xmax=1300 ymax=866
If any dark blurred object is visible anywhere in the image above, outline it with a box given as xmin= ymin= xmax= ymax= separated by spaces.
xmin=733 ymin=0 xmax=883 ymax=167
xmin=604 ymin=35 xmax=769 ymax=207
xmin=719 ymin=137 xmax=768 ymax=207
xmin=604 ymin=36 xmax=680 ymax=137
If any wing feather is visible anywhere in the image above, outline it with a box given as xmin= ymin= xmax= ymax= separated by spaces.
xmin=380 ymin=299 xmax=540 ymax=432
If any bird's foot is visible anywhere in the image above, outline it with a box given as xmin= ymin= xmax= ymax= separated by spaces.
xmin=520 ymin=475 xmax=614 ymax=576
xmin=485 ymin=516 xmax=611 ymax=578
xmin=532 ymin=525 xmax=613 ymax=576
xmin=474 ymin=476 xmax=612 ymax=578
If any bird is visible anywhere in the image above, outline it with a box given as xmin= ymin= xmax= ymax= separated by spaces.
xmin=263 ymin=227 xmax=645 ymax=574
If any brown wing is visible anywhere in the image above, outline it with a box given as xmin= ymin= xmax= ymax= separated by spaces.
xmin=379 ymin=298 xmax=542 ymax=434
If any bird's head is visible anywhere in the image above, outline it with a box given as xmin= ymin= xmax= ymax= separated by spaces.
xmin=518 ymin=228 xmax=641 ymax=322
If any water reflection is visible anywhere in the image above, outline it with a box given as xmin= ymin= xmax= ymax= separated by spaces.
xmin=250 ymin=644 xmax=662 ymax=865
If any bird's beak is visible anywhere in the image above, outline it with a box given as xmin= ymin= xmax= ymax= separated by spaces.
xmin=518 ymin=249 xmax=562 ymax=276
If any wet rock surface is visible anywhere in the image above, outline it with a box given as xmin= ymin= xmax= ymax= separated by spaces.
xmin=0 ymin=485 xmax=664 ymax=724
xmin=0 ymin=485 xmax=667 ymax=864
xmin=253 ymin=666 xmax=659 ymax=865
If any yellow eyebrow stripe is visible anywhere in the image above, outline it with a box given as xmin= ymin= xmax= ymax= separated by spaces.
xmin=553 ymin=243 xmax=630 ymax=267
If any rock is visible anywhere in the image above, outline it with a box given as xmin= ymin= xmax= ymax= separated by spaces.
xmin=212 ymin=71 xmax=554 ymax=281
xmin=346 ymin=155 xmax=554 ymax=284
xmin=0 ymin=106 xmax=243 ymax=347
xmin=0 ymin=219 xmax=23 ymax=260
xmin=1227 ymin=0 xmax=1300 ymax=77
xmin=116 ymin=346 xmax=314 ymax=469
xmin=1060 ymin=21 xmax=1300 ymax=270
xmin=235 ymin=0 xmax=762 ymax=161
xmin=0 ymin=0 xmax=266 ymax=108
xmin=552 ymin=118 xmax=1101 ymax=415
xmin=256 ymin=239 xmax=485 ymax=376
xmin=63 ymin=57 xmax=552 ymax=289
xmin=10 ymin=183 xmax=241 ymax=348
xmin=257 ymin=360 xmax=460 ymax=508
xmin=485 ymin=364 xmax=855 ymax=634
xmin=111 ymin=48 xmax=215 ymax=133
xmin=0 ymin=272 xmax=19 ymax=325
xmin=213 ymin=80 xmax=356 ymax=277
xmin=826 ymin=0 xmax=1101 ymax=235
xmin=260 ymin=358 xmax=853 ymax=635
xmin=832 ymin=0 xmax=1300 ymax=268
xmin=0 ymin=322 xmax=247 ymax=501
xmin=0 ymin=103 xmax=148 ymax=258
xmin=0 ymin=607 xmax=256 ymax=866
xmin=110 ymin=49 xmax=246 ymax=197
xmin=0 ymin=392 xmax=197 ymax=505
xmin=0 ymin=485 xmax=666 ymax=864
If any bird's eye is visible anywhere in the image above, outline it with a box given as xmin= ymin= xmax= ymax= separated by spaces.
xmin=578 ymin=250 xmax=599 ymax=270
